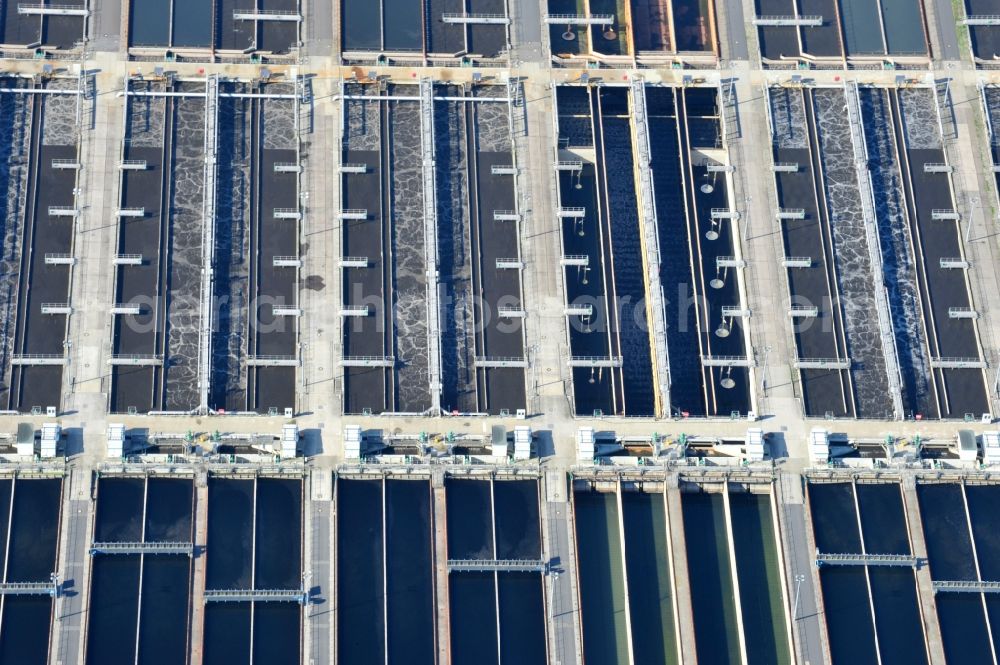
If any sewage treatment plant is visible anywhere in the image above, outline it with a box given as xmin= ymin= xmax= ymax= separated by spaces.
xmin=2 ymin=0 xmax=1000 ymax=663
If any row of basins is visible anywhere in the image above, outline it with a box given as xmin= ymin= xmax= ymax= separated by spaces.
xmin=336 ymin=476 xmax=546 ymax=665
xmin=967 ymin=0 xmax=1000 ymax=61
xmin=0 ymin=81 xmax=77 ymax=413
xmin=24 ymin=470 xmax=1000 ymax=665
xmin=340 ymin=0 xmax=508 ymax=57
xmin=769 ymin=84 xmax=988 ymax=420
xmin=754 ymin=0 xmax=928 ymax=61
xmin=918 ymin=481 xmax=1000 ymax=663
xmin=340 ymin=84 xmax=433 ymax=415
xmin=112 ymin=79 xmax=298 ymax=415
xmin=809 ymin=478 xmax=1000 ymax=665
xmin=86 ymin=475 xmax=302 ymax=665
xmin=128 ymin=0 xmax=299 ymax=53
xmin=554 ymin=83 xmax=752 ymax=418
xmin=341 ymin=83 xmax=526 ymax=416
xmin=0 ymin=0 xmax=85 ymax=50
xmin=573 ymin=482 xmax=790 ymax=664
xmin=546 ymin=0 xmax=716 ymax=56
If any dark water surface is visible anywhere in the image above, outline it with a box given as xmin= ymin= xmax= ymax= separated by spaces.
xmin=386 ymin=480 xmax=433 ymax=665
xmin=622 ymin=491 xmax=678 ymax=665
xmin=204 ymin=602 xmax=251 ymax=665
xmin=337 ymin=479 xmax=385 ymax=665
xmin=450 ymin=572 xmax=499 ymax=665
xmin=495 ymin=480 xmax=545 ymax=664
xmin=730 ymin=492 xmax=789 ymax=665
xmin=808 ymin=482 xmax=878 ymax=664
xmin=0 ymin=479 xmax=61 ymax=664
xmin=683 ymin=491 xmax=741 ymax=664
xmin=493 ymin=480 xmax=540 ymax=559
xmin=575 ymin=490 xmax=629 ymax=665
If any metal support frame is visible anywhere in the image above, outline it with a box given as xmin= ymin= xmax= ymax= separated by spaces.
xmin=90 ymin=541 xmax=194 ymax=555
xmin=232 ymin=10 xmax=301 ymax=21
xmin=17 ymin=3 xmax=88 ymax=16
xmin=929 ymin=357 xmax=987 ymax=369
xmin=568 ymin=356 xmax=623 ymax=368
xmin=0 ymin=582 xmax=58 ymax=596
xmin=629 ymin=79 xmax=671 ymax=418
xmin=197 ymin=75 xmax=220 ymax=415
xmin=933 ymin=580 xmax=1000 ymax=592
xmin=441 ymin=13 xmax=510 ymax=24
xmin=447 ymin=559 xmax=546 ymax=572
xmin=701 ymin=355 xmax=755 ymax=368
xmin=340 ymin=356 xmax=396 ymax=368
xmin=474 ymin=357 xmax=529 ymax=368
xmin=949 ymin=308 xmax=980 ymax=319
xmin=815 ymin=551 xmax=918 ymax=567
xmin=11 ymin=354 xmax=66 ymax=366
xmin=108 ymin=355 xmax=163 ymax=366
xmin=205 ymin=588 xmax=308 ymax=603
xmin=782 ymin=256 xmax=812 ymax=268
xmin=794 ymin=358 xmax=851 ymax=370
xmin=245 ymin=355 xmax=300 ymax=367
xmin=419 ymin=79 xmax=442 ymax=415
xmin=962 ymin=15 xmax=1000 ymax=25
xmin=542 ymin=13 xmax=614 ymax=25
xmin=844 ymin=81 xmax=905 ymax=420
xmin=752 ymin=15 xmax=822 ymax=26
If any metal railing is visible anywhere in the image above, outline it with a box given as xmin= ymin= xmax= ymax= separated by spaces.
xmin=441 ymin=13 xmax=510 ymax=24
xmin=18 ymin=4 xmax=89 ymax=16
xmin=90 ymin=541 xmax=194 ymax=555
xmin=419 ymin=78 xmax=442 ymax=416
xmin=557 ymin=206 xmax=586 ymax=218
xmin=11 ymin=354 xmax=65 ymax=366
xmin=340 ymin=356 xmax=396 ymax=367
xmin=543 ymin=13 xmax=614 ymax=25
xmin=197 ymin=74 xmax=220 ymax=415
xmin=245 ymin=355 xmax=299 ymax=367
xmin=568 ymin=356 xmax=624 ymax=368
xmin=48 ymin=206 xmax=79 ymax=217
xmin=752 ymin=15 xmax=823 ymax=26
xmin=962 ymin=15 xmax=1000 ymax=25
xmin=933 ymin=580 xmax=1000 ymax=593
xmin=475 ymin=356 xmax=529 ymax=368
xmin=232 ymin=9 xmax=302 ymax=21
xmin=794 ymin=358 xmax=851 ymax=370
xmin=948 ymin=307 xmax=979 ymax=319
xmin=781 ymin=256 xmax=812 ymax=267
xmin=205 ymin=588 xmax=307 ymax=602
xmin=273 ymin=208 xmax=301 ymax=220
xmin=815 ymin=551 xmax=918 ymax=567
xmin=447 ymin=559 xmax=546 ymax=572
xmin=0 ymin=582 xmax=58 ymax=596
xmin=108 ymin=354 xmax=163 ymax=366
xmin=701 ymin=355 xmax=755 ymax=368
xmin=631 ymin=78 xmax=672 ymax=417
xmin=929 ymin=357 xmax=987 ymax=369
